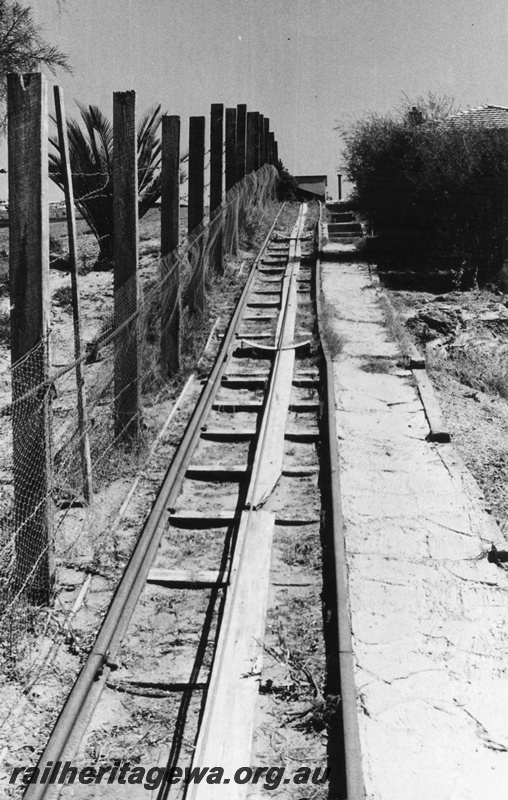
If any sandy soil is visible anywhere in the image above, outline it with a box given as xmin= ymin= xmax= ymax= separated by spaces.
xmin=388 ymin=286 xmax=508 ymax=527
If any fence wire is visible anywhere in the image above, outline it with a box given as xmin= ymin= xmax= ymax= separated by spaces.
xmin=0 ymin=164 xmax=279 ymax=695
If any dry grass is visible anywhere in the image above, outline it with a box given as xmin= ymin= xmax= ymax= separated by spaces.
xmin=361 ymin=354 xmax=394 ymax=373
xmin=0 ymin=308 xmax=9 ymax=346
xmin=319 ymin=296 xmax=346 ymax=358
xmin=52 ymin=284 xmax=73 ymax=311
xmin=429 ymin=345 xmax=508 ymax=400
xmin=376 ymin=291 xmax=414 ymax=360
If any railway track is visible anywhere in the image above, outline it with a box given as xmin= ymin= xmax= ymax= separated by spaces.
xmin=22 ymin=202 xmax=362 ymax=799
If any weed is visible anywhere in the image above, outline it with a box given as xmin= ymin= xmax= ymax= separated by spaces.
xmin=361 ymin=355 xmax=394 ymax=373
xmin=0 ymin=258 xmax=8 ymax=298
xmin=50 ymin=233 xmax=65 ymax=255
xmin=52 ymin=284 xmax=73 ymax=311
xmin=0 ymin=308 xmax=9 ymax=346
xmin=318 ymin=296 xmax=346 ymax=358
xmin=377 ymin=291 xmax=413 ymax=359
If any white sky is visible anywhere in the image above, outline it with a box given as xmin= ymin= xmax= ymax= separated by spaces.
xmin=2 ymin=0 xmax=508 ymax=199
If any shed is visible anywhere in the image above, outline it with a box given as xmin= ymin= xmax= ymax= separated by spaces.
xmin=293 ymin=174 xmax=327 ymax=200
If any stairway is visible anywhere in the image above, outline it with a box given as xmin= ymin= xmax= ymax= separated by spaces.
xmin=326 ymin=203 xmax=363 ymax=241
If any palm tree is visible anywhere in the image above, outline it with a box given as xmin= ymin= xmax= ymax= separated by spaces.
xmin=49 ymin=103 xmax=166 ymax=261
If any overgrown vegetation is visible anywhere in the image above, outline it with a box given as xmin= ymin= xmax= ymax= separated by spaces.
xmin=49 ymin=104 xmax=186 ymax=264
xmin=318 ymin=295 xmax=346 ymax=358
xmin=0 ymin=307 xmax=9 ymax=344
xmin=276 ymin=160 xmax=299 ymax=201
xmin=339 ymin=95 xmax=508 ymax=288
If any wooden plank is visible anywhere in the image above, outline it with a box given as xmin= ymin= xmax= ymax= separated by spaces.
xmin=412 ymin=369 xmax=451 ymax=442
xmin=282 ymin=465 xmax=319 ymax=476
xmin=200 ymin=428 xmax=256 ymax=441
xmin=246 ymin=211 xmax=308 ymax=507
xmin=170 ymin=511 xmax=236 ymax=527
xmin=236 ymin=103 xmax=247 ymax=182
xmin=288 ymin=401 xmax=320 ymax=411
xmin=248 ymin=350 xmax=294 ymax=508
xmin=211 ymin=401 xmax=263 ymax=411
xmin=53 ymin=86 xmax=93 ymax=503
xmin=221 ymin=375 xmax=268 ymax=387
xmin=8 ymin=73 xmax=53 ymax=603
xmin=187 ymin=510 xmax=275 ymax=800
xmin=146 ymin=568 xmax=227 ymax=587
xmin=246 ymin=300 xmax=280 ymax=308
xmin=186 ymin=465 xmax=248 ymax=480
xmin=113 ymin=90 xmax=140 ymax=443
xmin=285 ymin=430 xmax=320 ymax=442
xmin=170 ymin=509 xmax=318 ymax=526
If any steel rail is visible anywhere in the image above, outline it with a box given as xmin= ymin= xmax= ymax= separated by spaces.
xmin=23 ymin=203 xmax=287 ymax=800
xmin=315 ymin=201 xmax=366 ymax=799
xmin=186 ymin=205 xmax=308 ymax=796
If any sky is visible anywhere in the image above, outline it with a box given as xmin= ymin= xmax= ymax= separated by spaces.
xmin=4 ymin=0 xmax=508 ymax=199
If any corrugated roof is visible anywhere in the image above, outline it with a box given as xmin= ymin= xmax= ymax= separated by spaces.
xmin=447 ymin=104 xmax=508 ymax=129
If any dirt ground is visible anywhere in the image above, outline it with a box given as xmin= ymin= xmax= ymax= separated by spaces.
xmin=0 ymin=201 xmax=292 ymax=795
xmin=387 ymin=285 xmax=508 ymax=530
xmin=0 ymin=201 xmax=334 ymax=799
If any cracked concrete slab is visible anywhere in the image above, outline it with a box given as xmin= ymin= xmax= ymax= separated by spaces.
xmin=321 ymin=261 xmax=508 ymax=799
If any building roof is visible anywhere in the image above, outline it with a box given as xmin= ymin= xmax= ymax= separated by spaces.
xmin=446 ymin=104 xmax=508 ymax=129
xmin=293 ymin=174 xmax=327 ymax=198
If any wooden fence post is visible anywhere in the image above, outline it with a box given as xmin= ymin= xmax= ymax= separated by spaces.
xmin=252 ymin=112 xmax=260 ymax=171
xmin=236 ymin=104 xmax=247 ymax=183
xmin=8 ymin=73 xmax=53 ymax=604
xmin=209 ymin=103 xmax=224 ymax=274
xmin=273 ymin=139 xmax=279 ymax=166
xmin=263 ymin=118 xmax=270 ymax=166
xmin=113 ymin=90 xmax=140 ymax=443
xmin=54 ymin=86 xmax=93 ymax=504
xmin=161 ymin=114 xmax=181 ymax=377
xmin=225 ymin=108 xmax=236 ymax=192
xmin=246 ymin=112 xmax=255 ymax=173
xmin=225 ymin=108 xmax=237 ymax=254
xmin=188 ymin=116 xmax=205 ymax=314
xmin=259 ymin=114 xmax=265 ymax=167
xmin=268 ymin=131 xmax=275 ymax=165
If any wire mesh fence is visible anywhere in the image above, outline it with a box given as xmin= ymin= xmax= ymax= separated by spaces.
xmin=0 ymin=163 xmax=279 ymax=685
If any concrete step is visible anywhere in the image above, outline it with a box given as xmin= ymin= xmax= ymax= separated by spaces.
xmin=329 ymin=213 xmax=355 ymax=223
xmin=328 ymin=222 xmax=363 ymax=234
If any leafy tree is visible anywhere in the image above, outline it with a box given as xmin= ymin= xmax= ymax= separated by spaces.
xmin=0 ymin=0 xmax=69 ymax=110
xmin=49 ymin=103 xmax=179 ymax=262
xmin=276 ymin=159 xmax=299 ymax=201
xmin=339 ymin=95 xmax=507 ymax=286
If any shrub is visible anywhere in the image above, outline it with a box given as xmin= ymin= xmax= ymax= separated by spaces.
xmin=49 ymin=104 xmax=186 ymax=262
xmin=339 ymin=95 xmax=507 ymax=287
xmin=276 ymin=160 xmax=299 ymax=201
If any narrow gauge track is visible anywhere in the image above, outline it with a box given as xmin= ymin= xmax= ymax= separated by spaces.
xmin=24 ymin=203 xmax=357 ymax=800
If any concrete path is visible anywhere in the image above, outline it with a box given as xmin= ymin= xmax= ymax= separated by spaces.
xmin=321 ymin=259 xmax=508 ymax=800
